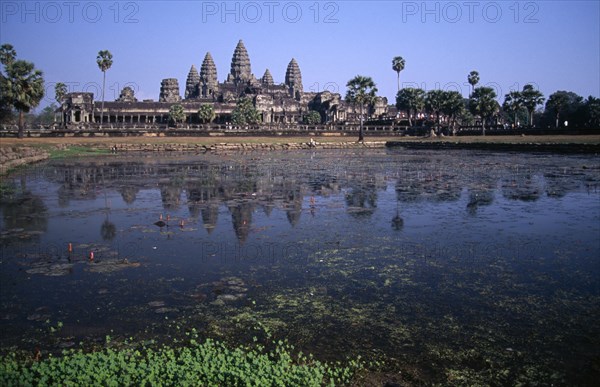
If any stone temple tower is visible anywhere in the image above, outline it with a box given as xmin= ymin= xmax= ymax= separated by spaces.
xmin=200 ymin=52 xmax=218 ymax=98
xmin=285 ymin=58 xmax=303 ymax=100
xmin=159 ymin=78 xmax=181 ymax=103
xmin=227 ymin=40 xmax=254 ymax=85
xmin=184 ymin=65 xmax=200 ymax=99
xmin=261 ymin=69 xmax=274 ymax=86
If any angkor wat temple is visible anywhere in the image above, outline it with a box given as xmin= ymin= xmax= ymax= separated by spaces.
xmin=62 ymin=40 xmax=388 ymax=127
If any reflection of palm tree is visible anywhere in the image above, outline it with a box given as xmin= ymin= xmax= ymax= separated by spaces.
xmin=391 ymin=200 xmax=403 ymax=231
xmin=101 ymin=217 xmax=116 ymax=241
xmin=1 ymin=187 xmax=48 ymax=232
xmin=101 ymin=182 xmax=116 ymax=241
xmin=466 ymin=188 xmax=494 ymax=215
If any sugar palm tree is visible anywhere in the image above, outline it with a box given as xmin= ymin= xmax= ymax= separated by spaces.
xmin=0 ymin=44 xmax=16 ymax=67
xmin=441 ymin=91 xmax=465 ymax=134
xmin=467 ymin=71 xmax=480 ymax=96
xmin=520 ymin=84 xmax=544 ymax=126
xmin=346 ymin=75 xmax=378 ymax=142
xmin=3 ymin=60 xmax=44 ymax=138
xmin=55 ymin=82 xmax=67 ymax=126
xmin=425 ymin=89 xmax=445 ymax=128
xmin=469 ymin=86 xmax=497 ymax=135
xmin=392 ymin=56 xmax=405 ymax=93
xmin=96 ymin=50 xmax=113 ymax=126
xmin=396 ymin=87 xmax=425 ymax=127
xmin=502 ymin=91 xmax=523 ymax=128
xmin=169 ymin=104 xmax=185 ymax=127
xmin=198 ymin=104 xmax=215 ymax=124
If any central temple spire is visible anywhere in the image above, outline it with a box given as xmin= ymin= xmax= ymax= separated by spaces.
xmin=227 ymin=40 xmax=252 ymax=85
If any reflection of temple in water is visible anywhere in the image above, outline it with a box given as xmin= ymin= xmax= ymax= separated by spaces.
xmin=40 ymin=153 xmax=588 ymax=239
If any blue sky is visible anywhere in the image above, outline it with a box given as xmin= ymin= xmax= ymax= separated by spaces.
xmin=1 ymin=1 xmax=599 ymax=110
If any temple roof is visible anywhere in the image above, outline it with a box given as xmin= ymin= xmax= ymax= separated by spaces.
xmin=200 ymin=52 xmax=218 ymax=86
xmin=185 ymin=65 xmax=200 ymax=99
xmin=229 ymin=40 xmax=252 ymax=83
xmin=261 ymin=69 xmax=274 ymax=86
xmin=285 ymin=58 xmax=303 ymax=90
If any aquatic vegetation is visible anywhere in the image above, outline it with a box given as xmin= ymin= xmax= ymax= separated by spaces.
xmin=0 ymin=338 xmax=364 ymax=386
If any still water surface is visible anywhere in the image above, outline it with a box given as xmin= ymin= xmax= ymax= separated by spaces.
xmin=1 ymin=149 xmax=599 ymax=383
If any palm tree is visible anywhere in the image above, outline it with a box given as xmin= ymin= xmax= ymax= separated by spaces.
xmin=0 ymin=44 xmax=17 ymax=123
xmin=392 ymin=56 xmax=405 ymax=93
xmin=425 ymin=89 xmax=445 ymax=129
xmin=55 ymin=82 xmax=67 ymax=126
xmin=467 ymin=71 xmax=480 ymax=96
xmin=395 ymin=87 xmax=425 ymax=127
xmin=345 ymin=75 xmax=378 ymax=142
xmin=441 ymin=91 xmax=465 ymax=135
xmin=169 ymin=104 xmax=185 ymax=127
xmin=2 ymin=60 xmax=44 ymax=138
xmin=96 ymin=50 xmax=113 ymax=126
xmin=198 ymin=104 xmax=215 ymax=124
xmin=502 ymin=91 xmax=523 ymax=128
xmin=0 ymin=44 xmax=16 ymax=67
xmin=469 ymin=86 xmax=498 ymax=135
xmin=520 ymin=84 xmax=544 ymax=126
xmin=545 ymin=91 xmax=572 ymax=128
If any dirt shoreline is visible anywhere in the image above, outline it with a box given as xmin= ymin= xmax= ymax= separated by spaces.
xmin=1 ymin=134 xmax=600 ymax=147
xmin=1 ymin=135 xmax=599 ymax=175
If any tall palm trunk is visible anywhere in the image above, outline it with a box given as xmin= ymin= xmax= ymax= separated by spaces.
xmin=18 ymin=110 xmax=24 ymax=138
xmin=528 ymin=109 xmax=534 ymax=126
xmin=100 ymin=70 xmax=106 ymax=126
xmin=555 ymin=112 xmax=559 ymax=128
xmin=396 ymin=72 xmax=400 ymax=93
xmin=358 ymin=104 xmax=364 ymax=142
xmin=481 ymin=117 xmax=486 ymax=136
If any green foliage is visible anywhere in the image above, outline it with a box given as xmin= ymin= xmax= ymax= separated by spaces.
xmin=392 ymin=56 xmax=405 ymax=92
xmin=197 ymin=103 xmax=215 ymax=124
xmin=54 ymin=83 xmax=67 ymax=105
xmin=96 ymin=50 xmax=113 ymax=126
xmin=96 ymin=50 xmax=113 ymax=73
xmin=231 ymin=98 xmax=261 ymax=125
xmin=520 ymin=84 xmax=544 ymax=126
xmin=303 ymin=110 xmax=321 ymax=125
xmin=469 ymin=86 xmax=498 ymax=134
xmin=346 ymin=75 xmax=378 ymax=141
xmin=502 ymin=91 xmax=525 ymax=126
xmin=48 ymin=146 xmax=111 ymax=159
xmin=395 ymin=87 xmax=425 ymax=126
xmin=544 ymin=91 xmax=582 ymax=128
xmin=0 ymin=44 xmax=45 ymax=137
xmin=34 ymin=104 xmax=58 ymax=125
xmin=425 ymin=89 xmax=446 ymax=123
xmin=467 ymin=71 xmax=480 ymax=95
xmin=0 ymin=338 xmax=364 ymax=386
xmin=169 ymin=104 xmax=186 ymax=126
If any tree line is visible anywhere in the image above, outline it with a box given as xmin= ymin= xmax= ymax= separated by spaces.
xmin=346 ymin=58 xmax=600 ymax=138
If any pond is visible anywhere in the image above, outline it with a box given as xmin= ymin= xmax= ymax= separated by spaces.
xmin=1 ymin=148 xmax=599 ymax=384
